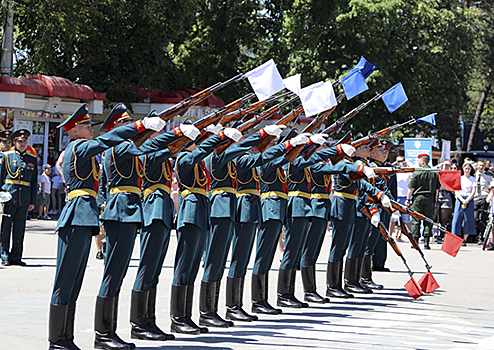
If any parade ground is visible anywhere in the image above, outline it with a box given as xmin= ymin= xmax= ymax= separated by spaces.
xmin=1 ymin=219 xmax=493 ymax=350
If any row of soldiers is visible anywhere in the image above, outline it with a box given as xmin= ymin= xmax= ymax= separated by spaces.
xmin=47 ymin=102 xmax=398 ymax=350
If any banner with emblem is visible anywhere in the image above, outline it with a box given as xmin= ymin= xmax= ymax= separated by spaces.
xmin=404 ymin=138 xmax=432 ymax=167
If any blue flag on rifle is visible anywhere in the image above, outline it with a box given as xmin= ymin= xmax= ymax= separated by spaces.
xmin=341 ymin=69 xmax=368 ymax=100
xmin=353 ymin=56 xmax=376 ymax=79
xmin=417 ymin=113 xmax=437 ymax=126
xmin=381 ymin=82 xmax=408 ymax=113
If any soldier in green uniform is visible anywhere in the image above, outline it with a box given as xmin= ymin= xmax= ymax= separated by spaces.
xmin=299 ymin=138 xmax=375 ymax=303
xmin=372 ymin=140 xmax=396 ymax=270
xmin=171 ymin=125 xmax=240 ymax=335
xmin=406 ymin=153 xmax=440 ymax=249
xmin=250 ymin=130 xmax=310 ymax=315
xmin=96 ymin=103 xmax=190 ymax=349
xmin=0 ymin=130 xmax=12 ymax=152
xmin=0 ymin=129 xmax=37 ymax=266
xmin=226 ymin=127 xmax=293 ymax=322
xmin=130 ymin=111 xmax=200 ymax=342
xmin=48 ymin=104 xmax=163 ymax=350
xmin=361 ymin=140 xmax=397 ymax=290
xmin=342 ymin=135 xmax=378 ymax=294
xmin=278 ymin=138 xmax=358 ymax=308
xmin=200 ymin=124 xmax=286 ymax=328
xmin=327 ymin=151 xmax=391 ymax=298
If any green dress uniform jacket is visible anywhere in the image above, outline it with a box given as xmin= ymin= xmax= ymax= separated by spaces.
xmin=0 ymin=149 xmax=38 ymax=206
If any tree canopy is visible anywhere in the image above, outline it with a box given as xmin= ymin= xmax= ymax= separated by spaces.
xmin=1 ymin=0 xmax=485 ymax=147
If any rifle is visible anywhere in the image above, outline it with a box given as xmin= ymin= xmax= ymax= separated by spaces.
xmin=360 ymin=205 xmax=414 ymax=277
xmin=329 ymin=118 xmax=417 ymax=165
xmin=366 ymin=195 xmax=432 ymax=271
xmin=255 ymin=105 xmax=305 ymax=153
xmin=367 ymin=196 xmax=448 ymax=233
xmin=214 ymin=94 xmax=299 ymax=155
xmin=348 ymin=166 xmax=416 ymax=182
xmin=284 ymin=106 xmax=337 ymax=163
xmin=301 ymin=93 xmax=382 ymax=160
xmin=192 ymin=91 xmax=294 ymax=147
xmin=166 ymin=93 xmax=255 ymax=155
xmin=132 ymin=73 xmax=244 ymax=147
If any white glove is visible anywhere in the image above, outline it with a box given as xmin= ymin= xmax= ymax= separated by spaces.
xmin=341 ymin=144 xmax=356 ymax=157
xmin=309 ymin=133 xmax=328 ymax=145
xmin=371 ymin=212 xmax=381 ymax=228
xmin=142 ymin=117 xmax=166 ymax=132
xmin=179 ymin=124 xmax=200 ymax=141
xmin=289 ymin=133 xmax=310 ymax=147
xmin=262 ymin=124 xmax=286 ymax=137
xmin=363 ymin=166 xmax=376 ymax=179
xmin=205 ymin=123 xmax=223 ymax=134
xmin=223 ymin=128 xmax=242 ymax=142
xmin=391 ymin=210 xmax=401 ymax=224
xmin=380 ymin=194 xmax=392 ymax=209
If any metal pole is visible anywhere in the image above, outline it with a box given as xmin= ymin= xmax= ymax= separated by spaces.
xmin=1 ymin=0 xmax=14 ymax=77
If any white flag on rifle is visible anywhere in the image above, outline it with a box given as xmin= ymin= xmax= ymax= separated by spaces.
xmin=283 ymin=74 xmax=301 ymax=96
xmin=244 ymin=59 xmax=285 ymax=101
xmin=299 ymin=80 xmax=337 ymax=117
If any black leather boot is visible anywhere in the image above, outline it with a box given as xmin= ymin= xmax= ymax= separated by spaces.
xmin=94 ymin=296 xmax=133 ymax=350
xmin=360 ymin=255 xmax=384 ymax=290
xmin=301 ymin=265 xmax=329 ymax=303
xmin=277 ymin=268 xmax=308 ymax=308
xmin=326 ymin=261 xmax=354 ymax=298
xmin=199 ymin=281 xmax=233 ymax=327
xmin=170 ymin=285 xmax=205 ymax=334
xmin=147 ymin=287 xmax=174 ymax=340
xmin=226 ymin=277 xmax=258 ymax=322
xmin=66 ymin=302 xmax=81 ymax=350
xmin=251 ymin=273 xmax=282 ymax=315
xmin=48 ymin=304 xmax=75 ymax=350
xmin=130 ymin=290 xmax=168 ymax=341
xmin=344 ymin=258 xmax=373 ymax=294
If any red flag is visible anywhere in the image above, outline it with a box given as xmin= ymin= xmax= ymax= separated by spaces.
xmin=418 ymin=270 xmax=440 ymax=293
xmin=404 ymin=277 xmax=423 ymax=299
xmin=441 ymin=231 xmax=464 ymax=257
xmin=439 ymin=170 xmax=461 ymax=191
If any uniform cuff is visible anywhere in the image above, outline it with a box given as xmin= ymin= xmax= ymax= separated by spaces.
xmin=376 ymin=191 xmax=384 ymax=200
xmin=357 ymin=165 xmax=365 ymax=174
xmin=218 ymin=130 xmax=227 ymax=141
xmin=173 ymin=126 xmax=184 ymax=137
xmin=283 ymin=141 xmax=294 ymax=151
xmin=336 ymin=144 xmax=344 ymax=154
xmin=369 ymin=207 xmax=379 ymax=215
xmin=133 ymin=120 xmax=146 ymax=133
xmin=258 ymin=128 xmax=268 ymax=138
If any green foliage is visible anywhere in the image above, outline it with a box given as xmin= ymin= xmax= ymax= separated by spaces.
xmin=0 ymin=0 xmax=481 ymax=146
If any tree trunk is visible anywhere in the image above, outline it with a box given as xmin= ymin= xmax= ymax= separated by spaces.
xmin=466 ymin=83 xmax=491 ymax=151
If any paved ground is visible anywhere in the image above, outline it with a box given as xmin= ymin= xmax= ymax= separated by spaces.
xmin=1 ymin=219 xmax=494 ymax=350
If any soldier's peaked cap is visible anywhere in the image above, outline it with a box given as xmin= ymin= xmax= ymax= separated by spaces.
xmin=11 ymin=129 xmax=30 ymax=141
xmin=378 ymin=140 xmax=392 ymax=149
xmin=279 ymin=128 xmax=298 ymax=144
xmin=101 ymin=103 xmax=133 ymax=133
xmin=0 ymin=130 xmax=12 ymax=140
xmin=57 ymin=104 xmax=93 ymax=132
xmin=335 ymin=131 xmax=353 ymax=145
xmin=369 ymin=139 xmax=381 ymax=151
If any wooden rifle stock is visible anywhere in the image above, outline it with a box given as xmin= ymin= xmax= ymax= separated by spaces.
xmin=349 ymin=167 xmax=415 ymax=182
xmin=214 ymin=96 xmax=298 ymax=156
xmin=133 ymin=73 xmax=245 ymax=147
xmin=167 ymin=96 xmax=248 ymax=155
xmin=360 ymin=205 xmax=403 ymax=257
xmin=285 ymin=106 xmax=337 ymax=163
xmin=256 ymin=105 xmax=304 ymax=153
xmin=132 ymin=88 xmax=213 ymax=147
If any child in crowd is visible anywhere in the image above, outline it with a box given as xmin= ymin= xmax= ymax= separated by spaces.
xmin=38 ymin=164 xmax=52 ymax=220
